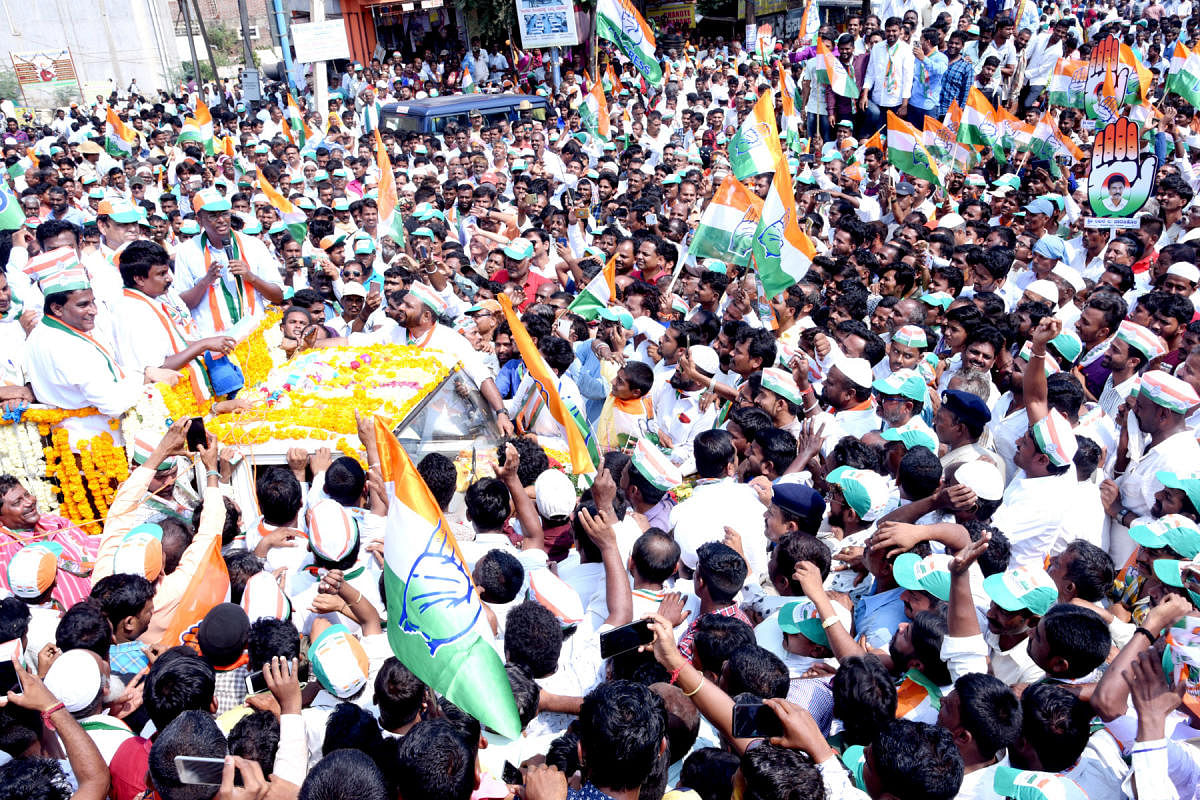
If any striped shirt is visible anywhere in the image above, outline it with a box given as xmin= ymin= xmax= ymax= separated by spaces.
xmin=0 ymin=517 xmax=98 ymax=609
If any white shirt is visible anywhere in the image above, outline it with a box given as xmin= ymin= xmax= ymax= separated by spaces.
xmin=173 ymin=233 xmax=283 ymax=336
xmin=26 ymin=319 xmax=143 ymax=445
xmin=0 ymin=320 xmax=28 ymax=387
xmin=669 ymin=477 xmax=770 ymax=580
xmin=991 ymin=471 xmax=1075 ymax=568
xmin=1023 ymin=32 xmax=1065 ymax=87
xmin=864 ymin=39 xmax=914 ymax=107
xmin=112 ymin=290 xmax=194 ymax=374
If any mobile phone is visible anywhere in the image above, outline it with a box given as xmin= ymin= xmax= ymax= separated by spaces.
xmin=645 ymin=212 xmax=658 ymax=226
xmin=798 ymin=154 xmax=815 ymax=163
xmin=245 ymin=669 xmax=269 ymax=695
xmin=816 ymin=192 xmax=831 ymax=203
xmin=303 ymin=255 xmax=315 ymax=269
xmin=186 ymin=417 xmax=207 ymax=452
xmin=564 ymin=187 xmax=576 ymax=207
xmin=731 ymin=702 xmax=784 ymax=739
xmin=502 ymin=762 xmax=524 ymax=785
xmin=524 ymin=192 xmax=538 ymax=205
xmin=418 ymin=244 xmax=429 ymax=259
xmin=0 ymin=660 xmax=21 ymax=695
xmin=174 ymin=755 xmax=228 ymax=786
xmin=599 ymin=618 xmax=653 ymax=659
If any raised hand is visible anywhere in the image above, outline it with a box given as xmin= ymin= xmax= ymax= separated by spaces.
xmin=1087 ymin=116 xmax=1155 ymax=218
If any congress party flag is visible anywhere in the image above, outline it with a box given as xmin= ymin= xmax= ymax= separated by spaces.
xmin=284 ymin=93 xmax=312 ymax=149
xmin=158 ymin=531 xmax=229 ymax=649
xmin=597 ymin=0 xmax=663 ymax=88
xmin=374 ymin=130 xmax=406 ymax=246
xmin=689 ymin=174 xmax=764 ymax=266
xmin=0 ymin=181 xmax=24 ymax=231
xmin=1120 ymin=42 xmax=1154 ymax=105
xmin=956 ymin=89 xmax=1001 ymax=152
xmin=729 ymin=90 xmax=782 ymax=180
xmin=498 ymin=295 xmax=598 ymax=474
xmin=182 ymin=99 xmax=215 ymax=156
xmin=567 ymin=254 xmax=617 ymax=320
xmin=794 ymin=0 xmax=819 ymax=44
xmin=1048 ymin=58 xmax=1087 ymax=109
xmin=815 ymin=38 xmax=859 ymax=99
xmin=887 ymin=111 xmax=943 ymax=186
xmin=1168 ymin=42 xmax=1200 ymax=107
xmin=374 ymin=416 xmax=521 ymax=739
xmin=751 ymin=154 xmax=817 ymax=298
xmin=778 ymin=69 xmax=804 ymax=154
xmin=104 ymin=107 xmax=137 ymax=158
xmin=256 ymin=169 xmax=307 ymax=244
xmin=1024 ymin=110 xmax=1085 ymax=176
xmin=581 ymin=76 xmax=611 ymax=141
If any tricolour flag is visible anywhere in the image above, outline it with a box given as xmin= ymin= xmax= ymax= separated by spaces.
xmin=185 ymin=99 xmax=215 ymax=156
xmin=994 ymin=105 xmax=1031 ymax=154
xmin=794 ymin=0 xmax=819 ymax=44
xmin=925 ymin=116 xmax=972 ymax=173
xmin=0 ymin=181 xmax=24 ymax=231
xmin=567 ymin=255 xmax=616 ymax=319
xmin=729 ymin=90 xmax=782 ymax=180
xmin=374 ymin=416 xmax=521 ymax=739
xmin=158 ymin=531 xmax=229 ymax=649
xmin=256 ymin=168 xmax=307 ymax=244
xmin=1048 ymin=58 xmax=1087 ymax=108
xmin=460 ymin=62 xmax=477 ymax=94
xmin=1120 ymin=42 xmax=1154 ymax=105
xmin=778 ymin=70 xmax=804 ymax=154
xmin=596 ymin=0 xmax=663 ymax=88
xmin=284 ymin=93 xmax=312 ymax=149
xmin=895 ymin=669 xmax=941 ymax=722
xmin=957 ymin=89 xmax=1001 ymax=153
xmin=581 ymin=76 xmax=611 ymax=141
xmin=374 ymin=130 xmax=406 ymax=246
xmin=815 ymin=38 xmax=859 ymax=99
xmin=751 ymin=154 xmax=816 ymax=298
xmin=1023 ymin=111 xmax=1085 ymax=176
xmin=498 ymin=295 xmax=598 ymax=474
xmin=689 ymin=174 xmax=764 ymax=266
xmin=105 ymin=107 xmax=136 ymax=158
xmin=887 ymin=111 xmax=943 ymax=186
xmin=1168 ymin=42 xmax=1200 ymax=107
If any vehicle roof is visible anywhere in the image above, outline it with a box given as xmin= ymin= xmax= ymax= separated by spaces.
xmin=382 ymin=93 xmax=547 ymax=116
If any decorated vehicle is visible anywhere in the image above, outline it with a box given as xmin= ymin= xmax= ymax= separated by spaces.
xmin=0 ymin=312 xmax=514 ymax=531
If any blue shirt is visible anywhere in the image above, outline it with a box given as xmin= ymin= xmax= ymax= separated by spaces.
xmin=496 ymin=358 xmax=526 ymax=399
xmin=569 ymin=339 xmax=610 ymax=423
xmin=911 ymin=51 xmax=948 ymax=112
xmin=569 ymin=784 xmax=620 ymax=800
xmin=853 ymin=585 xmax=907 ymax=650
xmin=936 ymin=56 xmax=975 ymax=121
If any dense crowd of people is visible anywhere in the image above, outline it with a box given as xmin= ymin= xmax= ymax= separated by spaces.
xmin=3 ymin=2 xmax=1200 ymax=799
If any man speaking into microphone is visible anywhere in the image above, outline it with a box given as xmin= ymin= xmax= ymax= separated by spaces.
xmin=175 ymin=188 xmax=285 ymax=335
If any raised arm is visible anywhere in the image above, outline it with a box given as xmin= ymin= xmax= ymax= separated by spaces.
xmin=1025 ymin=317 xmax=1061 ymax=426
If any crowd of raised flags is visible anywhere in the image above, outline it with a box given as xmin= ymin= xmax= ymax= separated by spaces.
xmin=5 ymin=2 xmax=1200 ymax=800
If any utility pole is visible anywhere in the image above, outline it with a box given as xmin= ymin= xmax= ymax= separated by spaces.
xmin=179 ymin=0 xmax=203 ymax=90
xmin=312 ymin=0 xmax=328 ymax=127
xmin=237 ymin=0 xmax=262 ymax=101
xmin=190 ymin=0 xmax=222 ymax=99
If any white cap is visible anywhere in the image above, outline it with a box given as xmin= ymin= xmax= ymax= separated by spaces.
xmin=690 ymin=345 xmax=720 ymax=376
xmin=832 ymin=355 xmax=874 ymax=389
xmin=937 ymin=213 xmax=965 ymax=231
xmin=44 ymin=649 xmax=102 ymax=713
xmin=534 ymin=470 xmax=576 ymax=519
xmin=1167 ymin=261 xmax=1200 ymax=284
xmin=953 ymin=460 xmax=1005 ymax=502
xmin=340 ymin=282 xmax=368 ymax=298
xmin=1026 ymin=279 xmax=1060 ymax=306
xmin=1051 ymin=263 xmax=1085 ymax=293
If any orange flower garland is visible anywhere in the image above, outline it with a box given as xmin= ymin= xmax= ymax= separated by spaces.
xmin=45 ymin=429 xmax=128 ymax=533
xmin=231 ymin=311 xmax=284 ymax=388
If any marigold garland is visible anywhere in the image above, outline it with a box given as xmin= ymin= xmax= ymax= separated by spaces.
xmin=231 ymin=310 xmax=284 ymax=388
xmin=45 ymin=429 xmax=127 ymax=533
xmin=208 ymin=345 xmax=457 ymax=456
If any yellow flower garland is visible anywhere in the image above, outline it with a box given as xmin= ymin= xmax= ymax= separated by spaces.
xmin=231 ymin=310 xmax=284 ymax=389
xmin=207 ymin=345 xmax=456 ymax=460
xmin=45 ymin=429 xmax=127 ymax=533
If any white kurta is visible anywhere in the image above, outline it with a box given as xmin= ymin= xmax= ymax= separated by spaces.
xmin=26 ymin=320 xmax=143 ymax=445
xmin=173 ymin=233 xmax=284 ymax=336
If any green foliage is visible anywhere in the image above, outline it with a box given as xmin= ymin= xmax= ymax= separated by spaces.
xmin=0 ymin=68 xmax=18 ymax=104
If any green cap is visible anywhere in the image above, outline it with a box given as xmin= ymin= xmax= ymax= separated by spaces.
xmin=1130 ymin=514 xmax=1200 ymax=559
xmin=1157 ymin=470 xmax=1200 ymax=514
xmin=778 ymin=601 xmax=829 ymax=646
xmin=597 ymin=305 xmax=634 ymax=330
xmin=893 ymin=552 xmax=953 ymax=601
xmin=880 ymin=420 xmax=939 ymax=454
xmin=825 ymin=466 xmax=895 ymax=521
xmin=503 ymin=238 xmax=535 ymax=260
xmin=992 ymin=767 xmax=1088 ymax=800
xmin=982 ymin=565 xmax=1059 ymax=616
xmin=872 ymin=368 xmax=927 ymax=402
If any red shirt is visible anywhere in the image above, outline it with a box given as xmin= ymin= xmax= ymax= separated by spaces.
xmin=493 ymin=269 xmax=553 ymax=310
